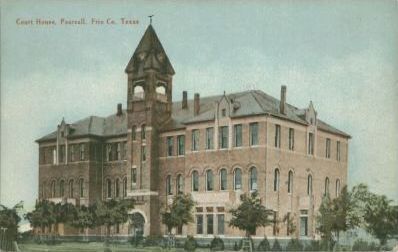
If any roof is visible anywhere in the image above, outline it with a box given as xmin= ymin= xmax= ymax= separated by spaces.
xmin=36 ymin=90 xmax=350 ymax=143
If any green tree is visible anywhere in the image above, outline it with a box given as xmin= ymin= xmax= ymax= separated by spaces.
xmin=162 ymin=193 xmax=195 ymax=234
xmin=0 ymin=202 xmax=22 ymax=240
xmin=317 ymin=195 xmax=334 ymax=243
xmin=229 ymin=192 xmax=273 ymax=238
xmin=25 ymin=200 xmax=57 ymax=234
xmin=70 ymin=205 xmax=95 ymax=238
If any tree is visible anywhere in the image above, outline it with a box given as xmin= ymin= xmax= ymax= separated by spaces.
xmin=229 ymin=192 xmax=273 ymax=237
xmin=317 ymin=194 xmax=335 ymax=244
xmin=0 ymin=203 xmax=22 ymax=240
xmin=162 ymin=193 xmax=195 ymax=234
xmin=70 ymin=205 xmax=95 ymax=238
xmin=25 ymin=200 xmax=57 ymax=234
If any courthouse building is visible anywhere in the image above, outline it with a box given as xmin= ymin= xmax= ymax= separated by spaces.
xmin=36 ymin=24 xmax=350 ymax=238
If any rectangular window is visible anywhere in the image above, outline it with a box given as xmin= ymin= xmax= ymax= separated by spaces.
xmin=141 ymin=146 xmax=146 ymax=161
xmin=300 ymin=216 xmax=308 ymax=236
xmin=275 ymin=124 xmax=281 ymax=148
xmin=326 ymin=138 xmax=331 ymax=158
xmin=177 ymin=135 xmax=185 ymax=155
xmin=217 ymin=214 xmax=225 ymax=235
xmin=59 ymin=145 xmax=65 ymax=163
xmin=337 ymin=141 xmax=341 ymax=161
xmin=131 ymin=168 xmax=137 ymax=185
xmin=233 ymin=124 xmax=242 ymax=147
xmin=249 ymin=123 xmax=259 ymax=146
xmin=122 ymin=141 xmax=127 ymax=160
xmin=219 ymin=126 xmax=229 ymax=149
xmin=207 ymin=214 xmax=214 ymax=235
xmin=116 ymin=143 xmax=121 ymax=160
xmin=289 ymin=128 xmax=295 ymax=150
xmin=70 ymin=145 xmax=75 ymax=162
xmin=273 ymin=211 xmax=278 ymax=236
xmin=167 ymin=136 xmax=173 ymax=156
xmin=107 ymin=144 xmax=112 ymax=161
xmin=192 ymin=129 xmax=199 ymax=151
xmin=80 ymin=144 xmax=85 ymax=161
xmin=206 ymin=127 xmax=214 ymax=150
xmin=196 ymin=215 xmax=203 ymax=234
xmin=52 ymin=147 xmax=57 ymax=165
xmin=308 ymin=133 xmax=314 ymax=155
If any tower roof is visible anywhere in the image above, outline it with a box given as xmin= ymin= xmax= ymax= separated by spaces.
xmin=125 ymin=24 xmax=175 ymax=75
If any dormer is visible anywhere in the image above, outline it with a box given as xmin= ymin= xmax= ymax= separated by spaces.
xmin=305 ymin=101 xmax=317 ymax=126
xmin=216 ymin=92 xmax=231 ymax=120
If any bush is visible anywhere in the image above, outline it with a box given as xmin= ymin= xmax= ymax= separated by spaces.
xmin=143 ymin=235 xmax=163 ymax=247
xmin=184 ymin=235 xmax=197 ymax=252
xmin=271 ymin=239 xmax=282 ymax=251
xmin=234 ymin=241 xmax=240 ymax=251
xmin=257 ymin=236 xmax=271 ymax=251
xmin=304 ymin=240 xmax=320 ymax=251
xmin=352 ymin=239 xmax=380 ymax=251
xmin=286 ymin=238 xmax=303 ymax=251
xmin=210 ymin=237 xmax=224 ymax=251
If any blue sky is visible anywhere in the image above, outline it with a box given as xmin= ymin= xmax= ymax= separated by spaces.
xmin=1 ymin=0 xmax=397 ymax=209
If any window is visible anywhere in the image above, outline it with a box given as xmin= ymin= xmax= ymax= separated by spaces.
xmin=134 ymin=85 xmax=145 ymax=99
xmin=141 ymin=124 xmax=146 ymax=140
xmin=307 ymin=175 xmax=312 ymax=195
xmin=250 ymin=167 xmax=257 ymax=191
xmin=60 ymin=180 xmax=65 ymax=197
xmin=275 ymin=124 xmax=281 ymax=148
xmin=107 ymin=179 xmax=112 ymax=198
xmin=70 ymin=145 xmax=75 ymax=162
xmin=207 ymin=214 xmax=214 ymax=235
xmin=177 ymin=174 xmax=184 ymax=194
xmin=220 ymin=169 xmax=227 ymax=190
xmin=107 ymin=144 xmax=112 ymax=161
xmin=336 ymin=179 xmax=341 ymax=197
xmin=206 ymin=170 xmax=214 ymax=191
xmin=132 ymin=126 xmax=136 ymax=141
xmin=300 ymin=215 xmax=308 ymax=236
xmin=80 ymin=144 xmax=85 ymax=161
xmin=249 ymin=123 xmax=259 ymax=146
xmin=286 ymin=212 xmax=291 ymax=235
xmin=192 ymin=171 xmax=199 ymax=192
xmin=324 ymin=177 xmax=330 ymax=196
xmin=308 ymin=133 xmax=314 ymax=155
xmin=288 ymin=171 xmax=293 ymax=193
xmin=79 ymin=178 xmax=84 ymax=197
xmin=122 ymin=141 xmax=127 ymax=160
xmin=219 ymin=126 xmax=229 ymax=149
xmin=273 ymin=211 xmax=278 ymax=235
xmin=52 ymin=148 xmax=57 ymax=164
xmin=166 ymin=175 xmax=172 ymax=195
xmin=191 ymin=130 xmax=199 ymax=151
xmin=221 ymin=108 xmax=226 ymax=117
xmin=206 ymin=127 xmax=214 ymax=150
xmin=51 ymin=180 xmax=56 ymax=198
xmin=289 ymin=128 xmax=295 ymax=150
xmin=234 ymin=168 xmax=242 ymax=190
xmin=131 ymin=168 xmax=137 ymax=185
xmin=177 ymin=135 xmax=185 ymax=155
xmin=115 ymin=178 xmax=120 ymax=198
xmin=233 ymin=124 xmax=242 ymax=147
xmin=274 ymin=169 xmax=280 ymax=191
xmin=59 ymin=145 xmax=65 ymax=163
xmin=141 ymin=146 xmax=146 ymax=161
xmin=196 ymin=215 xmax=203 ymax=234
xmin=69 ymin=180 xmax=74 ymax=198
xmin=123 ymin=178 xmax=127 ymax=197
xmin=217 ymin=214 xmax=225 ymax=235
xmin=337 ymin=141 xmax=341 ymax=161
xmin=167 ymin=137 xmax=173 ymax=156
xmin=326 ymin=138 xmax=331 ymax=158
xmin=116 ymin=143 xmax=121 ymax=160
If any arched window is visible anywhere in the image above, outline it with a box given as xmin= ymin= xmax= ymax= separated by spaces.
xmin=51 ymin=180 xmax=56 ymax=198
xmin=132 ymin=126 xmax=137 ymax=141
xmin=156 ymin=85 xmax=166 ymax=95
xmin=288 ymin=171 xmax=293 ymax=193
xmin=79 ymin=178 xmax=84 ymax=198
xmin=69 ymin=180 xmax=74 ymax=198
xmin=192 ymin=171 xmax=199 ymax=192
xmin=274 ymin=169 xmax=280 ymax=191
xmin=234 ymin=168 xmax=242 ymax=190
xmin=325 ymin=177 xmax=330 ymax=196
xmin=107 ymin=179 xmax=112 ymax=198
xmin=206 ymin=170 xmax=214 ymax=191
xmin=141 ymin=124 xmax=146 ymax=140
xmin=59 ymin=180 xmax=65 ymax=197
xmin=220 ymin=169 xmax=227 ymax=191
xmin=115 ymin=178 xmax=120 ymax=198
xmin=336 ymin=179 xmax=341 ymax=197
xmin=307 ymin=175 xmax=312 ymax=195
xmin=133 ymin=85 xmax=145 ymax=99
xmin=250 ymin=167 xmax=257 ymax=191
xmin=166 ymin=175 xmax=172 ymax=195
xmin=123 ymin=178 xmax=127 ymax=198
xmin=177 ymin=174 xmax=184 ymax=194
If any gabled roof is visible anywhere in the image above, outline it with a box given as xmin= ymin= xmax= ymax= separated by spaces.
xmin=36 ymin=90 xmax=350 ymax=143
xmin=125 ymin=25 xmax=175 ymax=75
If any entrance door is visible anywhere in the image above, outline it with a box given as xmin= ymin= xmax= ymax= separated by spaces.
xmin=129 ymin=212 xmax=145 ymax=237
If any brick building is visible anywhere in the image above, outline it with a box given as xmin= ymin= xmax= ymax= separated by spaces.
xmin=36 ymin=24 xmax=350 ymax=238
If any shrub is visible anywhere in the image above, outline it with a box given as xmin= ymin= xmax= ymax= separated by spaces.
xmin=257 ymin=236 xmax=271 ymax=251
xmin=271 ymin=239 xmax=282 ymax=251
xmin=352 ymin=239 xmax=381 ymax=251
xmin=286 ymin=238 xmax=304 ymax=251
xmin=143 ymin=235 xmax=163 ymax=247
xmin=210 ymin=237 xmax=224 ymax=251
xmin=184 ymin=235 xmax=197 ymax=252
xmin=304 ymin=240 xmax=320 ymax=251
xmin=234 ymin=241 xmax=240 ymax=251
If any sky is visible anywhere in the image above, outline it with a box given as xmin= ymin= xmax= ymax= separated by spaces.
xmin=1 ymin=0 xmax=397 ymax=210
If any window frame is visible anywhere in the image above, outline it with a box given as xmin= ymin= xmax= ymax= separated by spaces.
xmin=275 ymin=124 xmax=281 ymax=148
xmin=234 ymin=168 xmax=242 ymax=190
xmin=219 ymin=126 xmax=229 ymax=149
xmin=205 ymin=127 xmax=214 ymax=150
xmin=177 ymin=135 xmax=185 ymax=156
xmin=219 ymin=169 xmax=227 ymax=191
xmin=167 ymin=136 xmax=174 ymax=157
xmin=206 ymin=170 xmax=214 ymax=191
xmin=274 ymin=169 xmax=280 ymax=192
xmin=249 ymin=122 xmax=259 ymax=146
xmin=191 ymin=129 xmax=199 ymax=151
xmin=192 ymin=171 xmax=199 ymax=192
xmin=289 ymin=128 xmax=295 ymax=151
xmin=249 ymin=167 xmax=258 ymax=191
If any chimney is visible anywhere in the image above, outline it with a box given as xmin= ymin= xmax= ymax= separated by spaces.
xmin=117 ymin=103 xmax=123 ymax=116
xmin=182 ymin=91 xmax=188 ymax=109
xmin=280 ymin=85 xmax=286 ymax=115
xmin=194 ymin=93 xmax=200 ymax=116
